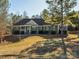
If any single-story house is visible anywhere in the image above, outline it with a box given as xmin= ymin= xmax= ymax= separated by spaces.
xmin=12 ymin=17 xmax=68 ymax=35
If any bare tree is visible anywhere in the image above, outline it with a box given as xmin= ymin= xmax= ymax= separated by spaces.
xmin=0 ymin=0 xmax=9 ymax=43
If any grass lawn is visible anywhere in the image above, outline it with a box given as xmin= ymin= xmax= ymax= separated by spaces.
xmin=66 ymin=34 xmax=79 ymax=42
xmin=0 ymin=36 xmax=46 ymax=55
xmin=67 ymin=34 xmax=78 ymax=39
xmin=0 ymin=34 xmax=79 ymax=55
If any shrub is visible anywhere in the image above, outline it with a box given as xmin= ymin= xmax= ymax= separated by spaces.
xmin=51 ymin=31 xmax=56 ymax=34
xmin=31 ymin=31 xmax=37 ymax=34
xmin=12 ymin=30 xmax=20 ymax=34
xmin=59 ymin=30 xmax=67 ymax=35
xmin=20 ymin=31 xmax=25 ymax=34
xmin=39 ymin=31 xmax=44 ymax=34
xmin=68 ymin=26 xmax=75 ymax=31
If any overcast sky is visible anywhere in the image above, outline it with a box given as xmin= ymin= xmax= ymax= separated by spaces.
xmin=9 ymin=0 xmax=79 ymax=17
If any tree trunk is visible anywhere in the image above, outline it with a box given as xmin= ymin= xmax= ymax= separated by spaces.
xmin=60 ymin=0 xmax=67 ymax=58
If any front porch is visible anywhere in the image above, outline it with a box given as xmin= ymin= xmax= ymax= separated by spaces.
xmin=12 ymin=25 xmax=67 ymax=35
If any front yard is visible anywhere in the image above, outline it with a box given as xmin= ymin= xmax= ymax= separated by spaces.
xmin=0 ymin=36 xmax=46 ymax=55
xmin=0 ymin=34 xmax=79 ymax=58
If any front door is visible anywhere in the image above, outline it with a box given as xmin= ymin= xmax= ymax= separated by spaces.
xmin=31 ymin=26 xmax=37 ymax=34
xmin=26 ymin=26 xmax=29 ymax=34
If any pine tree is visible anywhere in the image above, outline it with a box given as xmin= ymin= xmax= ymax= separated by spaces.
xmin=45 ymin=0 xmax=77 ymax=58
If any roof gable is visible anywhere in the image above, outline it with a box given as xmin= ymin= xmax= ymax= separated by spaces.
xmin=26 ymin=20 xmax=38 ymax=25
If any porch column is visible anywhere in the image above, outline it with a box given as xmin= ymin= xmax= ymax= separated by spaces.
xmin=49 ymin=26 xmax=51 ymax=34
xmin=36 ymin=25 xmax=39 ymax=34
xmin=66 ymin=25 xmax=68 ymax=31
xmin=19 ymin=26 xmax=22 ymax=40
xmin=57 ymin=25 xmax=59 ymax=34
xmin=24 ymin=26 xmax=26 ymax=34
xmin=19 ymin=26 xmax=21 ymax=34
xmin=29 ymin=25 xmax=31 ymax=34
xmin=42 ymin=26 xmax=43 ymax=31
